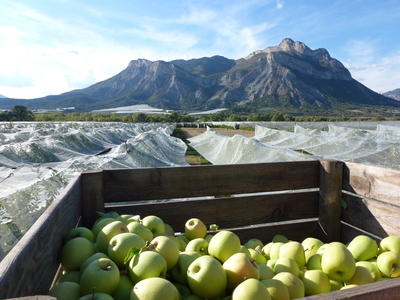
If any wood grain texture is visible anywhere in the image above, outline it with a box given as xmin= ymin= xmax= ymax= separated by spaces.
xmin=81 ymin=170 xmax=104 ymax=228
xmin=343 ymin=162 xmax=400 ymax=204
xmin=342 ymin=193 xmax=400 ymax=238
xmin=102 ymin=161 xmax=320 ymax=203
xmin=0 ymin=175 xmax=82 ymax=299
xmin=106 ymin=191 xmax=319 ymax=233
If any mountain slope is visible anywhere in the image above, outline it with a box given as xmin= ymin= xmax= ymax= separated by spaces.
xmin=383 ymin=88 xmax=400 ymax=101
xmin=1 ymin=38 xmax=399 ymax=112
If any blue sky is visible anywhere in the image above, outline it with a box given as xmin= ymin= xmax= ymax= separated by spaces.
xmin=0 ymin=0 xmax=399 ymax=99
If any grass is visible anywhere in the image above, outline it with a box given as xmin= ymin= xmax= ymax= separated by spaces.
xmin=172 ymin=128 xmax=211 ymax=165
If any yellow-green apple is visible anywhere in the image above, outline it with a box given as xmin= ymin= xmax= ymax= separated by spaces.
xmin=58 ymin=270 xmax=81 ymax=284
xmin=273 ymin=272 xmax=305 ymax=299
xmin=127 ymin=222 xmax=153 ymax=242
xmin=321 ymin=242 xmax=356 ymax=282
xmin=128 ymin=251 xmax=167 ymax=284
xmin=164 ymin=223 xmax=175 ymax=237
xmin=184 ymin=218 xmax=207 ymax=240
xmin=111 ymin=274 xmax=135 ymax=300
xmin=184 ymin=296 xmax=203 ymax=300
xmin=345 ymin=265 xmax=374 ymax=286
xmin=380 ymin=236 xmax=400 ymax=254
xmin=176 ymin=235 xmax=190 ymax=251
xmin=130 ymin=277 xmax=180 ymax=300
xmin=258 ymin=264 xmax=275 ymax=280
xmin=301 ymin=269 xmax=331 ymax=296
xmin=262 ymin=242 xmax=274 ymax=260
xmin=317 ymin=243 xmax=330 ymax=255
xmin=148 ymin=235 xmax=180 ymax=270
xmin=267 ymin=258 xmax=277 ymax=270
xmin=204 ymin=233 xmax=214 ymax=243
xmin=248 ymin=248 xmax=267 ymax=264
xmin=279 ymin=241 xmax=306 ymax=268
xmin=208 ymin=230 xmax=241 ymax=263
xmin=170 ymin=250 xmax=201 ymax=284
xmin=141 ymin=215 xmax=165 ymax=237
xmin=306 ymin=253 xmax=322 ymax=270
xmin=116 ymin=214 xmax=134 ymax=225
xmin=341 ymin=284 xmax=359 ymax=290
xmin=96 ymin=221 xmax=129 ymax=253
xmin=80 ymin=258 xmax=120 ymax=296
xmin=173 ymin=282 xmax=192 ymax=299
xmin=232 ymin=278 xmax=271 ymax=300
xmin=92 ymin=218 xmax=116 ymax=240
xmin=347 ymin=235 xmax=378 ymax=261
xmin=185 ymin=238 xmax=209 ymax=255
xmin=356 ymin=261 xmax=382 ymax=281
xmin=301 ymin=237 xmax=324 ymax=262
xmin=108 ymin=232 xmax=146 ymax=269
xmin=187 ymin=255 xmax=227 ymax=298
xmin=377 ymin=251 xmax=400 ymax=278
xmin=61 ymin=237 xmax=95 ymax=271
xmin=274 ymin=257 xmax=300 ymax=277
xmin=222 ymin=252 xmax=260 ymax=291
xmin=243 ymin=238 xmax=264 ymax=250
xmin=240 ymin=245 xmax=251 ymax=257
xmin=261 ymin=278 xmax=290 ymax=300
xmin=64 ymin=227 xmax=95 ymax=244
xmin=48 ymin=281 xmax=81 ymax=300
xmin=272 ymin=234 xmax=289 ymax=243
xmin=269 ymin=242 xmax=284 ymax=260
xmin=80 ymin=252 xmax=109 ymax=274
xmin=79 ymin=293 xmax=114 ymax=300
xmin=330 ymin=279 xmax=343 ymax=291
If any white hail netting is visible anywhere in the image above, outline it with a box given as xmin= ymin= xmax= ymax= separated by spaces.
xmin=188 ymin=123 xmax=400 ymax=170
xmin=0 ymin=122 xmax=188 ymax=259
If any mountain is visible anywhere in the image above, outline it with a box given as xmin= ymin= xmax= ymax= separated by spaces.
xmin=383 ymin=88 xmax=400 ymax=101
xmin=1 ymin=38 xmax=399 ymax=113
xmin=0 ymin=94 xmax=6 ymax=98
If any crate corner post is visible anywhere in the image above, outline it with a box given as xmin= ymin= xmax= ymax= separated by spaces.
xmin=81 ymin=170 xmax=105 ymax=228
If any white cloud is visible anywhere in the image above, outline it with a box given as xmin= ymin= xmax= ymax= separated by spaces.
xmin=276 ymin=0 xmax=284 ymax=9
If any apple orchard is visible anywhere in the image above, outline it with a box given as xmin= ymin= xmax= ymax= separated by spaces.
xmin=49 ymin=212 xmax=400 ymax=300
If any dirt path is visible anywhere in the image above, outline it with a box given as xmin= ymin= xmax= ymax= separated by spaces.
xmin=181 ymin=127 xmax=255 ymax=138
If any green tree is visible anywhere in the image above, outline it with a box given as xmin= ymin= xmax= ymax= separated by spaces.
xmin=10 ymin=105 xmax=35 ymax=121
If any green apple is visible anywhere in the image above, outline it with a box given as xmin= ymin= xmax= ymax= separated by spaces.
xmin=330 ymin=279 xmax=343 ymax=291
xmin=130 ymin=277 xmax=180 ymax=300
xmin=48 ymin=281 xmax=81 ymax=300
xmin=356 ymin=260 xmax=382 ymax=281
xmin=187 ymin=255 xmax=227 ymax=298
xmin=258 ymin=263 xmax=275 ymax=280
xmin=345 ymin=265 xmax=374 ymax=286
xmin=128 ymin=251 xmax=167 ymax=284
xmin=173 ymin=282 xmax=192 ymax=299
xmin=317 ymin=243 xmax=330 ymax=255
xmin=108 ymin=232 xmax=146 ymax=269
xmin=176 ymin=234 xmax=190 ymax=251
xmin=208 ymin=230 xmax=241 ymax=263
xmin=141 ymin=215 xmax=165 ymax=237
xmin=170 ymin=250 xmax=201 ymax=284
xmin=306 ymin=253 xmax=322 ymax=270
xmin=79 ymin=293 xmax=114 ymax=300
xmin=204 ymin=233 xmax=214 ymax=243
xmin=127 ymin=221 xmax=153 ymax=242
xmin=279 ymin=241 xmax=306 ymax=268
xmin=240 ymin=245 xmax=251 ymax=257
xmin=64 ymin=227 xmax=95 ymax=244
xmin=380 ymin=236 xmax=400 ymax=254
xmin=58 ymin=270 xmax=81 ymax=284
xmin=96 ymin=220 xmax=129 ymax=253
xmin=80 ymin=252 xmax=110 ymax=274
xmin=301 ymin=237 xmax=323 ymax=262
xmin=148 ymin=235 xmax=180 ymax=270
xmin=112 ymin=274 xmax=135 ymax=300
xmin=164 ymin=223 xmax=175 ymax=236
xmin=321 ymin=242 xmax=356 ymax=282
xmin=92 ymin=218 xmax=116 ymax=240
xmin=347 ymin=235 xmax=379 ymax=261
xmin=272 ymin=234 xmax=289 ymax=243
xmin=301 ymin=269 xmax=331 ymax=296
xmin=261 ymin=278 xmax=290 ymax=300
xmin=341 ymin=284 xmax=359 ymax=290
xmin=377 ymin=251 xmax=400 ymax=278
xmin=184 ymin=218 xmax=207 ymax=240
xmin=243 ymin=238 xmax=264 ymax=250
xmin=248 ymin=248 xmax=267 ymax=264
xmin=273 ymin=272 xmax=305 ymax=299
xmin=232 ymin=278 xmax=271 ymax=300
xmin=274 ymin=257 xmax=300 ymax=277
xmin=80 ymin=258 xmax=120 ymax=296
xmin=269 ymin=242 xmax=284 ymax=260
xmin=222 ymin=252 xmax=260 ymax=291
xmin=267 ymin=258 xmax=277 ymax=270
xmin=116 ymin=214 xmax=135 ymax=225
xmin=185 ymin=238 xmax=209 ymax=255
xmin=262 ymin=242 xmax=274 ymax=260
xmin=61 ymin=237 xmax=95 ymax=271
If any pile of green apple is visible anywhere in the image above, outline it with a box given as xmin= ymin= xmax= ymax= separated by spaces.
xmin=49 ymin=211 xmax=400 ymax=300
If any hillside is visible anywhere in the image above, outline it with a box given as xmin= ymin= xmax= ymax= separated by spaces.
xmin=383 ymin=88 xmax=400 ymax=101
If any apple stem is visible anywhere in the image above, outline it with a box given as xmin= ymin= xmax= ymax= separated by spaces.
xmin=91 ymin=287 xmax=96 ymax=300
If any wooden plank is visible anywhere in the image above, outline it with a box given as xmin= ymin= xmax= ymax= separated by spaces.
xmin=81 ymin=170 xmax=104 ymax=228
xmin=0 ymin=175 xmax=82 ymax=299
xmin=102 ymin=161 xmax=320 ymax=203
xmin=342 ymin=193 xmax=400 ymax=238
xmin=7 ymin=297 xmax=56 ymax=300
xmin=302 ymin=277 xmax=400 ymax=299
xmin=340 ymin=222 xmax=382 ymax=245
xmin=343 ymin=162 xmax=400 ymax=205
xmin=318 ymin=160 xmax=343 ymax=243
xmin=105 ymin=191 xmax=319 ymax=233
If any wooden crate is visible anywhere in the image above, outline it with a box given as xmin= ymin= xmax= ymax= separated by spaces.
xmin=1 ymin=159 xmax=400 ymax=299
